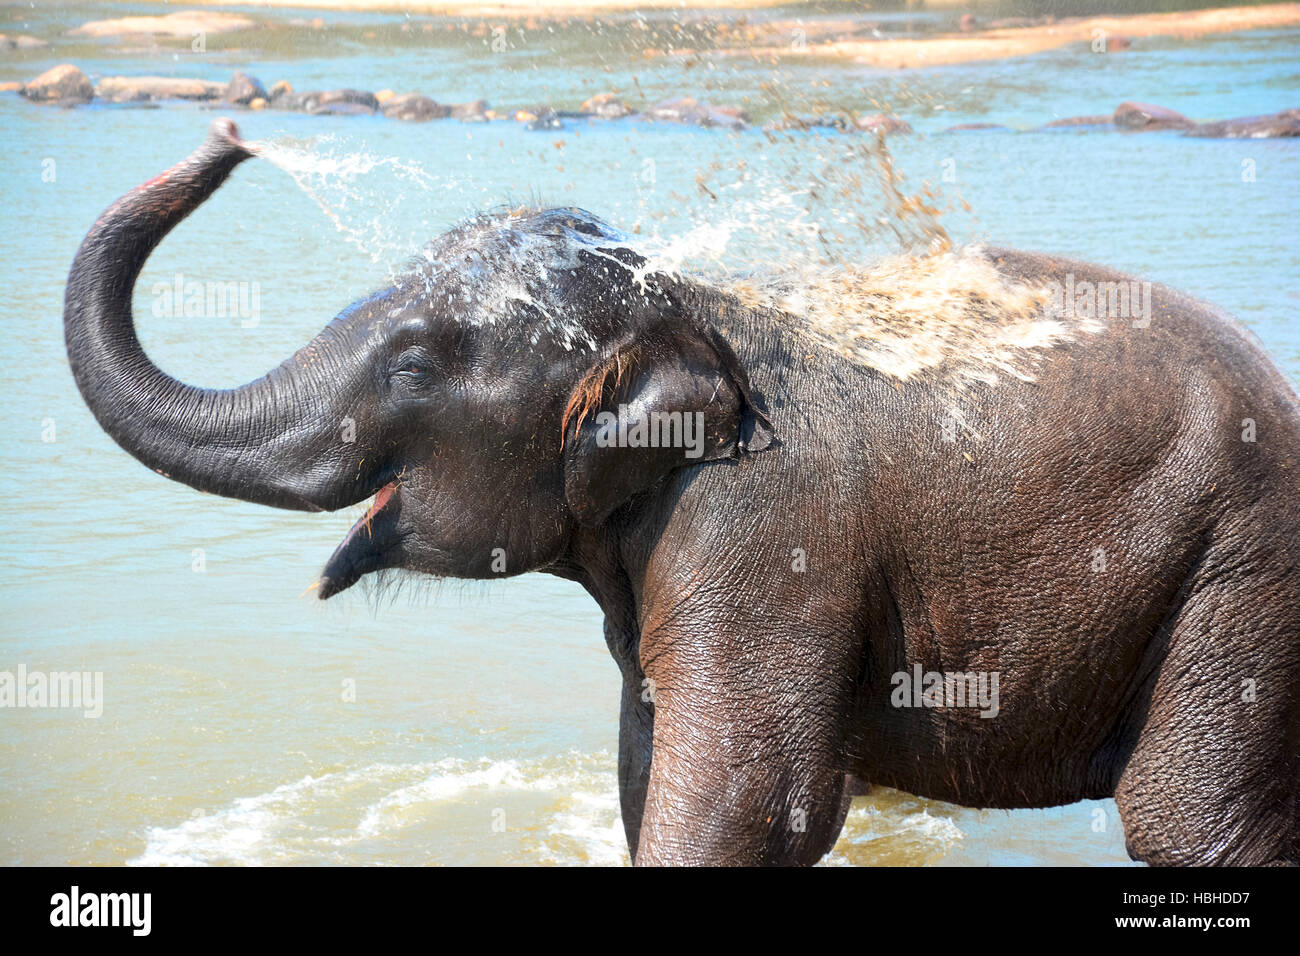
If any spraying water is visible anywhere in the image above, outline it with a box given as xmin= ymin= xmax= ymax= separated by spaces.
xmin=253 ymin=123 xmax=954 ymax=276
xmin=255 ymin=135 xmax=449 ymax=269
xmin=252 ymin=126 xmax=1069 ymax=389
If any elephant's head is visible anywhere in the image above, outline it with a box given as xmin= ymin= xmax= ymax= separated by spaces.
xmin=65 ymin=120 xmax=774 ymax=598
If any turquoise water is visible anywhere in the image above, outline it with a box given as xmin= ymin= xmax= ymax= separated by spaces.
xmin=1 ymin=4 xmax=1297 ymax=865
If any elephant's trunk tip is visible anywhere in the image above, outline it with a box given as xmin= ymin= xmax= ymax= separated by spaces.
xmin=209 ymin=117 xmax=257 ymax=159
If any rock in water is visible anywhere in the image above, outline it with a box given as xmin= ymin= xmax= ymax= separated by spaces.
xmin=452 ymin=99 xmax=491 ymax=122
xmin=269 ymin=83 xmax=311 ymax=110
xmin=1040 ymin=115 xmax=1114 ymax=129
xmin=641 ymin=97 xmax=749 ymax=129
xmin=523 ymin=108 xmax=563 ymax=131
xmin=766 ymin=113 xmax=910 ymax=134
xmin=855 ymin=113 xmax=912 ymax=134
xmin=381 ymin=94 xmax=450 ymax=121
xmin=310 ymin=89 xmax=379 ymax=114
xmin=225 ymin=72 xmax=267 ymax=106
xmin=312 ymin=101 xmax=375 ymax=116
xmin=1113 ymin=101 xmax=1194 ymax=131
xmin=96 ymin=76 xmax=225 ymax=103
xmin=580 ymin=92 xmax=634 ymax=119
xmin=1185 ymin=109 xmax=1300 ymax=139
xmin=270 ymin=88 xmax=378 ymax=114
xmin=20 ymin=64 xmax=94 ymax=104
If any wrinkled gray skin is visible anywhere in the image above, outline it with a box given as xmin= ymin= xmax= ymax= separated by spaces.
xmin=67 ymin=121 xmax=1300 ymax=865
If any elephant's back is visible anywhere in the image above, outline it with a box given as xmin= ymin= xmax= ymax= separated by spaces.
xmin=982 ymin=245 xmax=1299 ymax=417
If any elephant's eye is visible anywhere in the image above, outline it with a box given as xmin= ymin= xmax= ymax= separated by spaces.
xmin=390 ymin=367 xmax=432 ymax=402
xmin=390 ymin=348 xmax=434 ymax=385
xmin=394 ymin=365 xmax=430 ymax=383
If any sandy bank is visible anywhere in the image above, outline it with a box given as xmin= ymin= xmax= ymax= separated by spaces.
xmin=707 ymin=3 xmax=1300 ymax=68
xmin=69 ymin=3 xmax=1300 ymax=71
xmin=102 ymin=0 xmax=794 ymax=16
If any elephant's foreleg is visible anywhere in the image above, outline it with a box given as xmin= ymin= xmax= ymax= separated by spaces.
xmin=634 ymin=698 xmax=845 ymax=865
xmin=631 ymin=628 xmax=853 ymax=866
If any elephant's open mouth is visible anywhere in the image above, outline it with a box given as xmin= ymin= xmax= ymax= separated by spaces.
xmin=319 ymin=481 xmax=401 ymax=599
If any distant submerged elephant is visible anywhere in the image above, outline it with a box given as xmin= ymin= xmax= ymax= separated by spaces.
xmin=65 ymin=120 xmax=1299 ymax=865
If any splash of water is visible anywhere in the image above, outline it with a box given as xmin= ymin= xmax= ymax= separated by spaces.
xmin=251 ymin=119 xmax=954 ymax=279
xmin=250 ymin=126 xmax=1072 ymax=387
xmin=727 ymin=248 xmax=1074 ymax=387
xmin=254 ymin=134 xmax=446 ymax=268
xmin=641 ymin=116 xmax=957 ymax=274
xmin=625 ymin=126 xmax=1083 ymax=387
xmin=127 ymin=752 xmax=630 ymax=866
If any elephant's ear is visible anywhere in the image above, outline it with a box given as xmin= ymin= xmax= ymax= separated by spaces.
xmin=561 ymin=324 xmax=775 ymax=527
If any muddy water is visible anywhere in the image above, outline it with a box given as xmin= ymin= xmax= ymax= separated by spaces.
xmin=1 ymin=3 xmax=1296 ymax=865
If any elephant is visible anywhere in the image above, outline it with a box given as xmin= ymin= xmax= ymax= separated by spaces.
xmin=65 ymin=120 xmax=1300 ymax=866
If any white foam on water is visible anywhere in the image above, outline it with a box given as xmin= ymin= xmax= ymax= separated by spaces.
xmin=130 ymin=752 xmax=972 ymax=866
xmin=823 ymin=791 xmax=966 ymax=866
xmin=129 ymin=764 xmax=407 ymax=867
xmin=354 ymin=756 xmax=553 ymax=839
xmin=128 ymin=752 xmax=630 ymax=866
xmin=535 ymin=785 xmax=629 ymax=867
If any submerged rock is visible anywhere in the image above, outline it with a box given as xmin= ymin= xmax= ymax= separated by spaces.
xmin=765 ymin=113 xmax=910 ymax=134
xmin=279 ymin=89 xmax=382 ymax=115
xmin=20 ymin=64 xmax=94 ymax=104
xmin=312 ymin=100 xmax=376 ymax=116
xmin=380 ymin=93 xmax=450 ymax=121
xmin=97 ymin=76 xmax=224 ymax=103
xmin=452 ymin=99 xmax=491 ymax=122
xmin=641 ymin=97 xmax=748 ymax=129
xmin=224 ymin=71 xmax=267 ymax=106
xmin=313 ymin=89 xmax=378 ymax=112
xmin=269 ymin=88 xmax=313 ymax=111
xmin=1113 ymin=101 xmax=1194 ymax=131
xmin=519 ymin=107 xmax=563 ymax=131
xmin=855 ymin=113 xmax=912 ymax=134
xmin=580 ymin=92 xmax=634 ymax=119
xmin=270 ymin=88 xmax=378 ymax=114
xmin=528 ymin=116 xmax=564 ymax=131
xmin=765 ymin=114 xmax=854 ymax=132
xmin=944 ymin=122 xmax=1010 ymax=132
xmin=268 ymin=83 xmax=313 ymax=110
xmin=1040 ymin=115 xmax=1114 ymax=129
xmin=1185 ymin=109 xmax=1300 ymax=139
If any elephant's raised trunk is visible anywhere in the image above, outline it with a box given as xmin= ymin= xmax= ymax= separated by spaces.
xmin=64 ymin=119 xmax=384 ymax=512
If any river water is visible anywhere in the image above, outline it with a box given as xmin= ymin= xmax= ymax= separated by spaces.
xmin=1 ymin=3 xmax=1296 ymax=865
